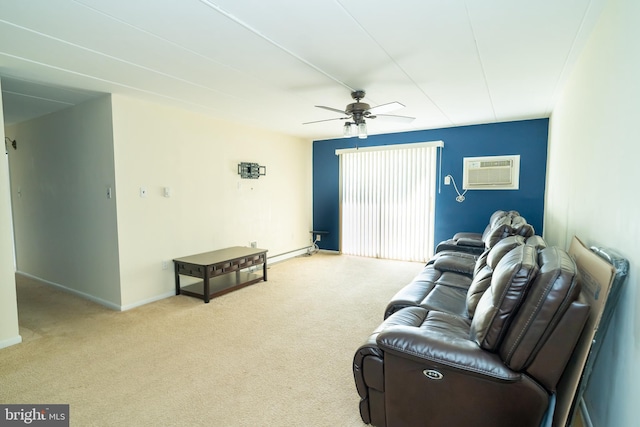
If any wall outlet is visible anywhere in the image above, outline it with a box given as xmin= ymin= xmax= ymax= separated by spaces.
xmin=162 ymin=261 xmax=169 ymax=270
xmin=250 ymin=241 xmax=257 ymax=248
xmin=140 ymin=187 xmax=148 ymax=197
xmin=316 ymin=234 xmax=321 ymax=242
xmin=444 ymin=175 xmax=451 ymax=185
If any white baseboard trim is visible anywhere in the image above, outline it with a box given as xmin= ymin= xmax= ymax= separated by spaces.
xmin=16 ymin=271 xmax=121 ymax=311
xmin=120 ymin=291 xmax=176 ymax=312
xmin=124 ymin=249 xmax=309 ymax=309
xmin=16 ymin=247 xmax=333 ymax=313
xmin=0 ymin=335 xmax=23 ymax=349
xmin=268 ymin=248 xmax=310 ymax=264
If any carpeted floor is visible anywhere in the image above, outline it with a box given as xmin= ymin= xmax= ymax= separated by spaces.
xmin=0 ymin=252 xmax=424 ymax=426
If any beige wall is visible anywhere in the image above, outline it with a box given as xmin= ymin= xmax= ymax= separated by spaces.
xmin=6 ymin=96 xmax=121 ymax=307
xmin=545 ymin=0 xmax=640 ymax=425
xmin=110 ymin=95 xmax=312 ymax=308
xmin=4 ymin=93 xmax=312 ymax=315
xmin=0 ymin=78 xmax=21 ymax=349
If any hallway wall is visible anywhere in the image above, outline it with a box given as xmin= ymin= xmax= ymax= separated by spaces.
xmin=0 ymin=78 xmax=21 ymax=349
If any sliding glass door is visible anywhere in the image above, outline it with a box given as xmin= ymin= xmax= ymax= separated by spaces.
xmin=338 ymin=142 xmax=440 ymax=262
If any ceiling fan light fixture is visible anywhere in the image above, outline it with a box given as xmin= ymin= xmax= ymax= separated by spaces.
xmin=304 ymin=91 xmax=411 ymax=138
xmin=343 ymin=122 xmax=352 ymax=137
xmin=358 ymin=122 xmax=367 ymax=139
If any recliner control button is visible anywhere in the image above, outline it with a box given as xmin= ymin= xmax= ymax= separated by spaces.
xmin=423 ymin=369 xmax=443 ymax=380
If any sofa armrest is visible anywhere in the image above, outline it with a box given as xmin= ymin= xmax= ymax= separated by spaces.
xmin=452 ymin=232 xmax=483 ymax=241
xmin=435 ymin=241 xmax=486 ymax=255
xmin=456 ymin=237 xmax=486 ymax=247
xmin=354 ymin=308 xmax=429 ymax=426
xmin=377 ymin=310 xmax=521 ymax=382
xmin=432 ymin=255 xmax=476 ymax=276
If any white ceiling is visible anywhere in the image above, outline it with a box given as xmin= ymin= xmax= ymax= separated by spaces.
xmin=0 ymin=0 xmax=606 ymax=140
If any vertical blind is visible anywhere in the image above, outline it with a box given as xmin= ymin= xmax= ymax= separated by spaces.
xmin=338 ymin=142 xmax=441 ymax=262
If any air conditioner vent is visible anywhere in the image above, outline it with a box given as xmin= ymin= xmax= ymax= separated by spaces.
xmin=463 ymin=155 xmax=520 ymax=190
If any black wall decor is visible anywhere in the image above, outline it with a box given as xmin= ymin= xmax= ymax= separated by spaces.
xmin=238 ymin=162 xmax=266 ymax=179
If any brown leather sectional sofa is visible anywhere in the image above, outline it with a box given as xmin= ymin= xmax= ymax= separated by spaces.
xmin=353 ymin=213 xmax=590 ymax=427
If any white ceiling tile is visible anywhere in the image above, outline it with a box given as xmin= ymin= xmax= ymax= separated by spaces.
xmin=0 ymin=0 xmax=608 ymax=138
xmin=466 ymin=0 xmax=603 ymax=118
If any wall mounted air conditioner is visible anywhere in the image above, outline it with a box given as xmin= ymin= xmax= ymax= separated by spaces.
xmin=463 ymin=155 xmax=520 ymax=190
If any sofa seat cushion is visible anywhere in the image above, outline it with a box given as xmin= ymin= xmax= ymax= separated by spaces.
xmin=384 ymin=279 xmax=437 ymax=318
xmin=434 ymin=272 xmax=473 ymax=289
xmin=421 ymin=285 xmax=468 ymax=318
xmin=411 ymin=266 xmax=442 ymax=283
xmin=384 ymin=271 xmax=471 ymax=318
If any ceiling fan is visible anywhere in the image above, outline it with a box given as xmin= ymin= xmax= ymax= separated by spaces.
xmin=303 ymin=90 xmax=415 ymax=138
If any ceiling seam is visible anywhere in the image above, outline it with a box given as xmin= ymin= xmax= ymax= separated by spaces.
xmin=1 ymin=74 xmax=99 ymax=97
xmin=198 ymin=0 xmax=355 ymax=93
xmin=335 ymin=0 xmax=454 ymax=125
xmin=0 ymin=51 xmax=225 ymax=114
xmin=543 ymin=0 xmax=597 ymax=116
xmin=0 ymin=18 xmax=238 ymax=99
xmin=463 ymin=1 xmax=497 ymax=121
xmin=1 ymin=89 xmax=75 ymax=106
xmin=71 ymin=0 xmax=267 ymax=89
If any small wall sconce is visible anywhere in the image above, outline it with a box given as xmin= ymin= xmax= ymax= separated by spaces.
xmin=238 ymin=162 xmax=266 ymax=179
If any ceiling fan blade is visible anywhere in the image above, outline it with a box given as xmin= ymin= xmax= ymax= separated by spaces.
xmin=303 ymin=116 xmax=349 ymax=125
xmin=374 ymin=114 xmax=415 ymax=123
xmin=368 ymin=101 xmax=405 ymax=115
xmin=315 ymin=105 xmax=347 ymax=115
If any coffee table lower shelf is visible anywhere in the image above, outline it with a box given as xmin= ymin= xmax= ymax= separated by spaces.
xmin=179 ymin=272 xmax=264 ymax=301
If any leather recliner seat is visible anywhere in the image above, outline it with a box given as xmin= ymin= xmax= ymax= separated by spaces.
xmin=353 ymin=244 xmax=590 ymax=427
xmin=434 ymin=210 xmax=534 ymax=256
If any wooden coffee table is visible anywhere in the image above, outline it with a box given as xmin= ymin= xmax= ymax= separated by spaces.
xmin=174 ymin=246 xmax=268 ymax=303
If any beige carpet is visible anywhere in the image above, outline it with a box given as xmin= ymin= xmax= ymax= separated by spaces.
xmin=0 ymin=252 xmax=424 ymax=426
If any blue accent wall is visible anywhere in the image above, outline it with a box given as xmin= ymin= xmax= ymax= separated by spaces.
xmin=312 ymin=118 xmax=549 ymax=252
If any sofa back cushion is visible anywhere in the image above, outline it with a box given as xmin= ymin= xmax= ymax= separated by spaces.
xmin=489 ymin=209 xmax=508 ymax=223
xmin=515 ymin=223 xmax=535 ymax=238
xmin=472 ymin=235 xmax=523 ymax=277
xmin=483 ymin=216 xmax=512 ymax=249
xmin=465 ymin=267 xmax=493 ymax=318
xmin=486 ymin=235 xmax=527 ymax=270
xmin=499 ymin=247 xmax=581 ymax=371
xmin=483 ymin=214 xmax=535 ymax=250
xmin=525 ymin=235 xmax=547 ymax=252
xmin=466 ymin=236 xmax=526 ymax=317
xmin=479 ymin=210 xmax=514 ymax=241
xmin=470 ymin=245 xmax=539 ymax=351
